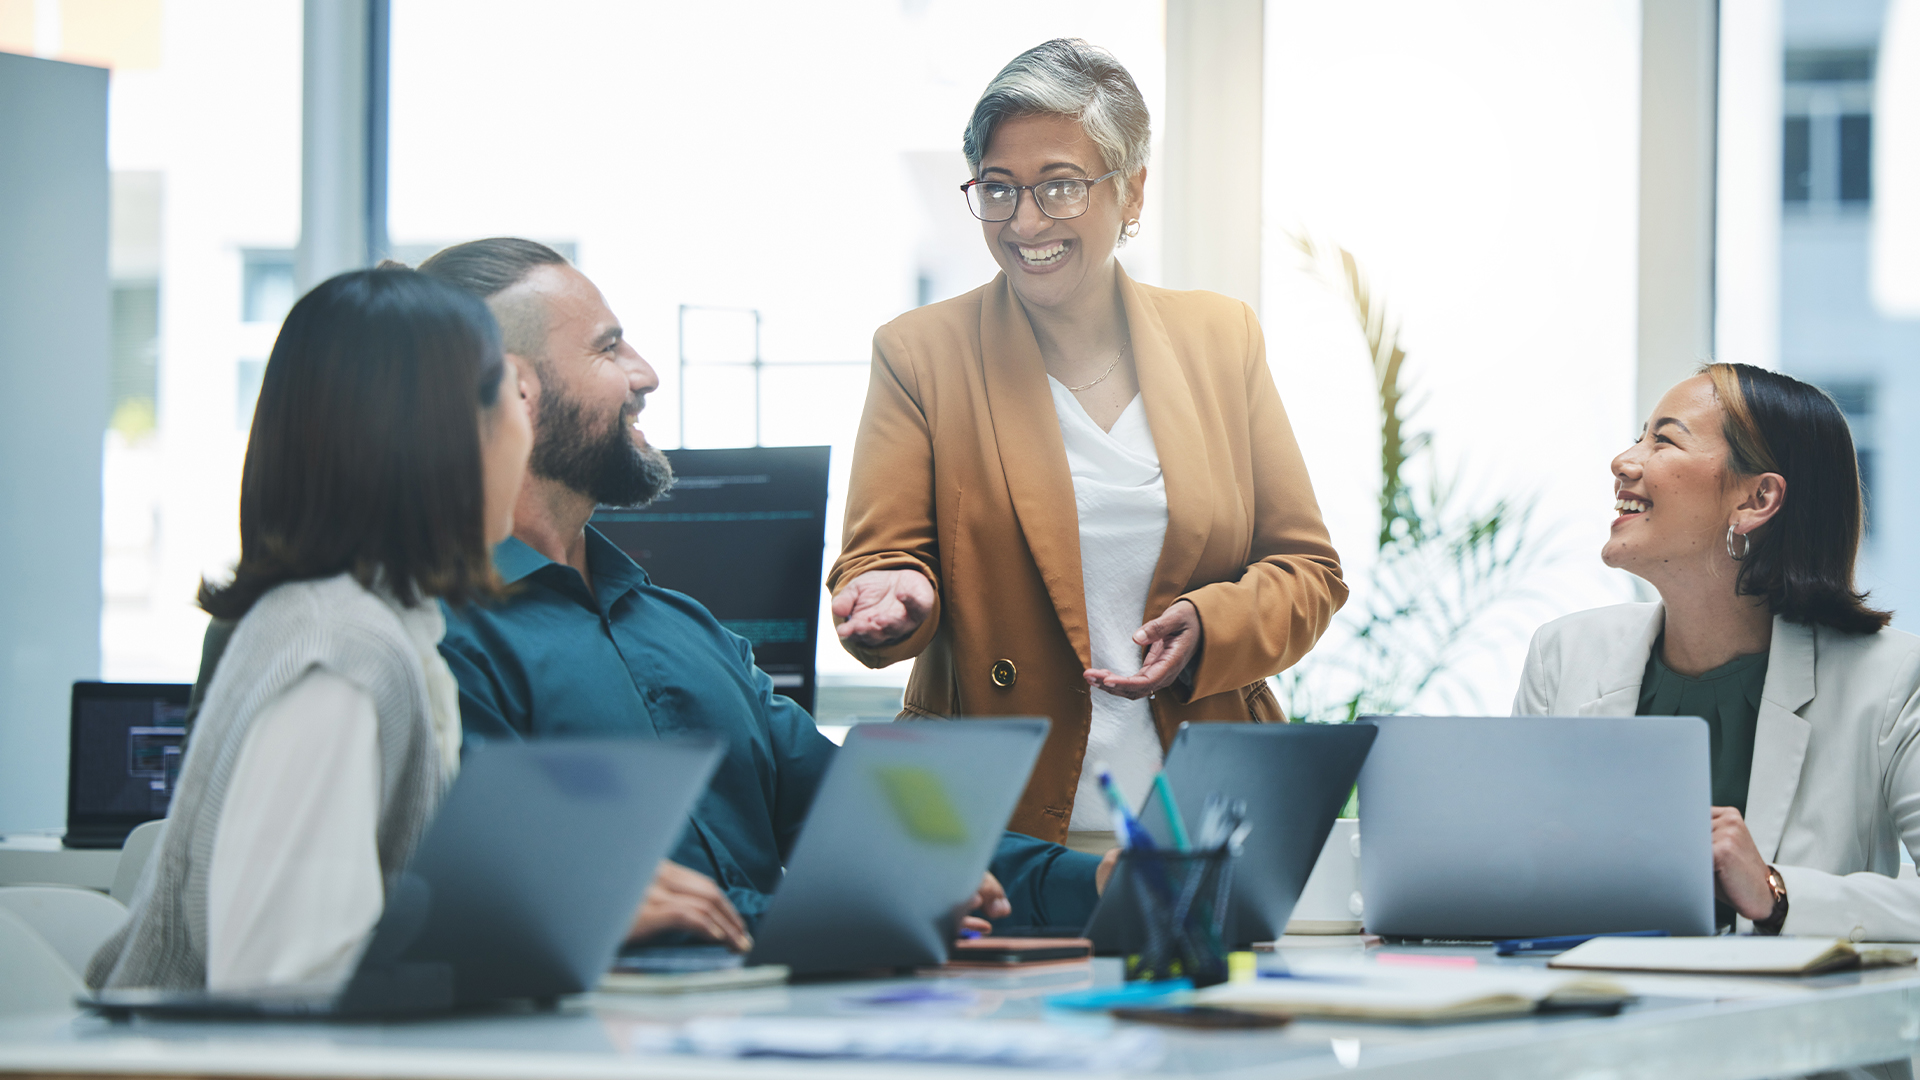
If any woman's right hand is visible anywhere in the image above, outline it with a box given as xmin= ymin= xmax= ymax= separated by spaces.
xmin=831 ymin=569 xmax=935 ymax=648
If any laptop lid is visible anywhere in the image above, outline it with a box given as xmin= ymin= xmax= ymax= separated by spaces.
xmin=1083 ymin=722 xmax=1377 ymax=952
xmin=335 ymin=736 xmax=724 ymax=1015
xmin=66 ymin=682 xmax=191 ymax=848
xmin=746 ymin=718 xmax=1048 ymax=977
xmin=1357 ymin=715 xmax=1715 ymax=940
xmin=591 ymin=446 xmax=830 ymax=715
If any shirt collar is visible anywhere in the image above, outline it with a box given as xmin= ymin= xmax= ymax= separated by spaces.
xmin=491 ymin=525 xmax=651 ymax=592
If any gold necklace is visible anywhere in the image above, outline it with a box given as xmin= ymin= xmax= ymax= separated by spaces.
xmin=1064 ymin=341 xmax=1128 ymax=393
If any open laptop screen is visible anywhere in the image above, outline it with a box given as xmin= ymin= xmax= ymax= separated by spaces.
xmin=66 ymin=682 xmax=191 ymax=848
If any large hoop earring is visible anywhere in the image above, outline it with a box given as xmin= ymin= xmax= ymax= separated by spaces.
xmin=1123 ymin=219 xmax=1142 ymax=238
xmin=1726 ymin=525 xmax=1751 ymax=562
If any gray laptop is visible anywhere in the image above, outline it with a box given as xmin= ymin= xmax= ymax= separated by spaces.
xmin=746 ymin=718 xmax=1048 ymax=977
xmin=1358 ymin=715 xmax=1715 ymax=940
xmin=88 ymin=736 xmax=724 ymax=1018
xmin=1083 ymin=722 xmax=1377 ymax=952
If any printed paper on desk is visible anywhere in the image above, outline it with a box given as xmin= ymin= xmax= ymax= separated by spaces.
xmin=669 ymin=1017 xmax=1163 ymax=1070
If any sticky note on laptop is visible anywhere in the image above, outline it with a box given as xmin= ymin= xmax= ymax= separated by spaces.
xmin=874 ymin=766 xmax=969 ymax=844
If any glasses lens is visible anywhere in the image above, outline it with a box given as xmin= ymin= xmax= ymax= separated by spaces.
xmin=1035 ymin=179 xmax=1090 ymax=219
xmin=967 ymin=183 xmax=1018 ymax=221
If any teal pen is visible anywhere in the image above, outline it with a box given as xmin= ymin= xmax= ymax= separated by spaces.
xmin=1152 ymin=772 xmax=1192 ymax=851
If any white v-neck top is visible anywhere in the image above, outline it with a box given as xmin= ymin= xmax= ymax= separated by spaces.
xmin=1047 ymin=377 xmax=1170 ymax=832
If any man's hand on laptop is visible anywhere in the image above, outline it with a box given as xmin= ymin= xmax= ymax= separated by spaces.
xmin=959 ymin=871 xmax=1012 ymax=934
xmin=628 ymin=860 xmax=752 ymax=952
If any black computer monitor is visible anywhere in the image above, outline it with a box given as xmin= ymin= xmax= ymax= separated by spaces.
xmin=66 ymin=682 xmax=192 ymax=849
xmin=591 ymin=446 xmax=830 ymax=715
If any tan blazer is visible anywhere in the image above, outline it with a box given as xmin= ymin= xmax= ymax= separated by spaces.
xmin=829 ymin=268 xmax=1347 ymax=842
xmin=1514 ymin=602 xmax=1920 ymax=941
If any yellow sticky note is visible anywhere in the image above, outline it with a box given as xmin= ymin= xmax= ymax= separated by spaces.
xmin=874 ymin=766 xmax=969 ymax=845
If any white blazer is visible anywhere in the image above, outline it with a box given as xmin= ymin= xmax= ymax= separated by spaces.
xmin=1513 ymin=602 xmax=1920 ymax=941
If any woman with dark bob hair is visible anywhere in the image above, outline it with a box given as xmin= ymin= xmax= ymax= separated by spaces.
xmin=1516 ymin=362 xmax=1920 ymax=939
xmin=88 ymin=269 xmax=533 ymax=991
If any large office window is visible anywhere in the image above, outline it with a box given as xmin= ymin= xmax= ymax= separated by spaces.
xmin=1748 ymin=3 xmax=1916 ymax=624
xmin=1261 ymin=1 xmax=1643 ymax=716
xmin=31 ymin=0 xmax=307 ymax=681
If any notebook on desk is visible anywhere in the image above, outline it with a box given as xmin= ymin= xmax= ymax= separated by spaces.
xmin=86 ymin=737 xmax=724 ymax=1019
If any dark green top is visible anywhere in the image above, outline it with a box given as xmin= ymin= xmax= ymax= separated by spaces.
xmin=1637 ymin=642 xmax=1769 ymax=814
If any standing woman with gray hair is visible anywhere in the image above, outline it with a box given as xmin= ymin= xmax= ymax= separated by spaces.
xmin=830 ymin=39 xmax=1346 ymax=862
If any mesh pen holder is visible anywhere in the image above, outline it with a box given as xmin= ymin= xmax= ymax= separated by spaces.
xmin=1120 ymin=846 xmax=1235 ymax=988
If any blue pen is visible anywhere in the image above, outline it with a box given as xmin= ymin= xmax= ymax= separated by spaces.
xmin=1097 ymin=767 xmax=1156 ymax=850
xmin=1494 ymin=929 xmax=1668 ymax=956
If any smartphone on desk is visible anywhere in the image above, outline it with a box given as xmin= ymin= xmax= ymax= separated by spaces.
xmin=948 ymin=937 xmax=1093 ymax=965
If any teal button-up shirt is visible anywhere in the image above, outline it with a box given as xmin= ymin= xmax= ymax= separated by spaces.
xmin=438 ymin=527 xmax=1099 ymax=929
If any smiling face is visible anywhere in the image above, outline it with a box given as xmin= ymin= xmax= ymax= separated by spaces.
xmin=1603 ymin=375 xmax=1757 ymax=585
xmin=975 ymin=113 xmax=1143 ymax=313
xmin=507 ymin=264 xmax=673 ymax=507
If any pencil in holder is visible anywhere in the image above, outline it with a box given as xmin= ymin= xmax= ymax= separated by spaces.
xmin=1119 ymin=845 xmax=1235 ymax=988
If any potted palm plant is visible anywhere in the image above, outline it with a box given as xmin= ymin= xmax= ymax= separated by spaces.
xmin=1279 ymin=235 xmax=1542 ymax=934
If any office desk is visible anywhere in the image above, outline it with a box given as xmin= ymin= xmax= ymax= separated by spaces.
xmin=1 ymin=948 xmax=1916 ymax=1080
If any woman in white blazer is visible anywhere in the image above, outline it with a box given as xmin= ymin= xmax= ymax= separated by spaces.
xmin=1515 ymin=363 xmax=1920 ymax=941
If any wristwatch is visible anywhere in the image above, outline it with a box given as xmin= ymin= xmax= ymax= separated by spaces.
xmin=1754 ymin=864 xmax=1789 ymax=935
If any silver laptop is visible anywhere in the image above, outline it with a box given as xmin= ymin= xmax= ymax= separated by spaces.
xmin=1358 ymin=716 xmax=1715 ymax=939
xmin=1083 ymin=722 xmax=1377 ymax=952
xmin=746 ymin=718 xmax=1048 ymax=976
xmin=88 ymin=736 xmax=724 ymax=1018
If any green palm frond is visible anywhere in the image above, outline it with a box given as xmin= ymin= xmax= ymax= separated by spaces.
xmin=1277 ymin=233 xmax=1545 ymax=724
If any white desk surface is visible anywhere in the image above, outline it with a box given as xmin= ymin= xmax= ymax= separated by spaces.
xmin=1 ymin=946 xmax=1917 ymax=1080
xmin=0 ymin=835 xmax=117 ymax=892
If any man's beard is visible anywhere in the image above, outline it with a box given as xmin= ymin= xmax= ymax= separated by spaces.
xmin=529 ymin=384 xmax=675 ymax=508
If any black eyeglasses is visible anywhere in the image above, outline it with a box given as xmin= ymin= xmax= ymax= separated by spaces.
xmin=960 ymin=170 xmax=1122 ymax=222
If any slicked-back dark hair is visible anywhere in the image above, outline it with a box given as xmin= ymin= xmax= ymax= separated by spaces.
xmin=416 ymin=237 xmax=567 ymax=299
xmin=417 ymin=238 xmax=569 ymax=360
xmin=1705 ymin=362 xmax=1892 ymax=635
xmin=200 ymin=268 xmax=507 ymax=619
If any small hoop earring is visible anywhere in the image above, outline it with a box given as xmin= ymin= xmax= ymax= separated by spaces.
xmin=1726 ymin=525 xmax=1751 ymax=562
xmin=1123 ymin=219 xmax=1141 ymax=238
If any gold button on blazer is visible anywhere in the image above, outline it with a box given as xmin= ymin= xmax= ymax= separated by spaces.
xmin=829 ymin=268 xmax=1347 ymax=843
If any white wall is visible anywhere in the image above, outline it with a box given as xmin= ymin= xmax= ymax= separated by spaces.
xmin=1262 ymin=0 xmax=1644 ymax=713
xmin=0 ymin=52 xmax=109 ymax=832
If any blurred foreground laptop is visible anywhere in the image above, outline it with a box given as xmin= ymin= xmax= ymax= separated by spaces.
xmin=1358 ymin=715 xmax=1715 ymax=940
xmin=1082 ymin=723 xmax=1377 ymax=953
xmin=740 ymin=718 xmax=1049 ymax=977
xmin=66 ymin=682 xmax=191 ymax=849
xmin=86 ymin=737 xmax=723 ymax=1019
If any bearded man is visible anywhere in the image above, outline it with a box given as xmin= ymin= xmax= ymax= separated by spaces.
xmin=418 ymin=240 xmax=1105 ymax=948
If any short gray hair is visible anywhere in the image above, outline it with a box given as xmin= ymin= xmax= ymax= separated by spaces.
xmin=962 ymin=38 xmax=1151 ymax=200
